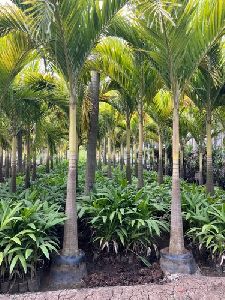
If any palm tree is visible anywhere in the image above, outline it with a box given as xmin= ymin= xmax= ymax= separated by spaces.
xmin=109 ymin=0 xmax=225 ymax=261
xmin=0 ymin=1 xmax=129 ymax=285
xmin=134 ymin=1 xmax=225 ymax=261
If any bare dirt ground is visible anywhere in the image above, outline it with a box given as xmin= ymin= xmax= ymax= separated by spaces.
xmin=1 ymin=275 xmax=225 ymax=300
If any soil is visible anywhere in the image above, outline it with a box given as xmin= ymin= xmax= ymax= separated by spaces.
xmin=84 ymin=257 xmax=164 ymax=288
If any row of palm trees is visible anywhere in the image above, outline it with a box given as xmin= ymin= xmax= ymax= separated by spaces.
xmin=0 ymin=0 xmax=224 ymax=284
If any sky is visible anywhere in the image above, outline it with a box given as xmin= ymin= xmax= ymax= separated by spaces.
xmin=0 ymin=0 xmax=12 ymax=4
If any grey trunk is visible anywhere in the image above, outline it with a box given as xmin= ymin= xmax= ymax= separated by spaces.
xmin=85 ymin=71 xmax=100 ymax=194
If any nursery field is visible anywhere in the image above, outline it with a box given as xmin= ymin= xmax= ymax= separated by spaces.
xmin=0 ymin=0 xmax=225 ymax=297
xmin=1 ymin=159 xmax=225 ymax=293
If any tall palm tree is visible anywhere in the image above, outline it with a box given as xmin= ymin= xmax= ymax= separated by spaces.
xmin=0 ymin=1 xmax=129 ymax=282
xmin=135 ymin=0 xmax=225 ymax=259
xmin=109 ymin=0 xmax=225 ymax=260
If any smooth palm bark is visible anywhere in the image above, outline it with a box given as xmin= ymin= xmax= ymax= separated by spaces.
xmin=126 ymin=112 xmax=132 ymax=184
xmin=0 ymin=145 xmax=4 ymax=182
xmin=138 ymin=99 xmax=144 ymax=189
xmin=103 ymin=137 xmax=107 ymax=165
xmin=98 ymin=142 xmax=102 ymax=169
xmin=50 ymin=150 xmax=54 ymax=170
xmin=180 ymin=143 xmax=184 ymax=179
xmin=25 ymin=128 xmax=31 ymax=189
xmin=32 ymin=147 xmax=37 ymax=181
xmin=158 ymin=130 xmax=163 ymax=184
xmin=85 ymin=71 xmax=100 ymax=194
xmin=134 ymin=139 xmax=138 ymax=177
xmin=169 ymin=90 xmax=185 ymax=255
xmin=17 ymin=130 xmax=23 ymax=173
xmin=199 ymin=147 xmax=203 ymax=185
xmin=107 ymin=136 xmax=112 ymax=178
xmin=206 ymin=106 xmax=214 ymax=195
xmin=63 ymin=85 xmax=79 ymax=256
xmin=11 ymin=134 xmax=17 ymax=193
xmin=165 ymin=147 xmax=168 ymax=175
xmin=5 ymin=150 xmax=10 ymax=179
xmin=120 ymin=143 xmax=124 ymax=170
xmin=143 ymin=145 xmax=147 ymax=169
xmin=131 ymin=144 xmax=134 ymax=166
xmin=113 ymin=143 xmax=116 ymax=167
xmin=23 ymin=143 xmax=26 ymax=173
xmin=46 ymin=147 xmax=50 ymax=173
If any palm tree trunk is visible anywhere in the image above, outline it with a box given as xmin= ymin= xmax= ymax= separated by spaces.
xmin=134 ymin=139 xmax=138 ymax=177
xmin=158 ymin=130 xmax=163 ymax=184
xmin=103 ymin=137 xmax=107 ymax=165
xmin=138 ymin=99 xmax=144 ymax=189
xmin=120 ymin=143 xmax=124 ymax=170
xmin=165 ymin=146 xmax=168 ymax=175
xmin=46 ymin=147 xmax=50 ymax=173
xmin=32 ymin=147 xmax=37 ymax=181
xmin=50 ymin=150 xmax=54 ymax=170
xmin=113 ymin=142 xmax=116 ymax=168
xmin=206 ymin=105 xmax=214 ymax=195
xmin=5 ymin=150 xmax=10 ymax=179
xmin=23 ymin=142 xmax=26 ymax=173
xmin=11 ymin=134 xmax=17 ymax=193
xmin=0 ymin=145 xmax=4 ymax=182
xmin=199 ymin=146 xmax=203 ymax=185
xmin=169 ymin=90 xmax=185 ymax=255
xmin=126 ymin=112 xmax=132 ymax=184
xmin=25 ymin=128 xmax=31 ymax=189
xmin=180 ymin=143 xmax=184 ymax=179
xmin=17 ymin=130 xmax=23 ymax=173
xmin=98 ymin=142 xmax=102 ymax=169
xmin=85 ymin=71 xmax=100 ymax=194
xmin=62 ymin=84 xmax=79 ymax=256
xmin=131 ymin=144 xmax=134 ymax=167
xmin=107 ymin=136 xmax=112 ymax=178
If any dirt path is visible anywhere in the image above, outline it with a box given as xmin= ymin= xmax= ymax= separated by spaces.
xmin=0 ymin=275 xmax=225 ymax=300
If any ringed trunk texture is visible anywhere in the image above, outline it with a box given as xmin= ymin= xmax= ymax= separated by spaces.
xmin=62 ymin=85 xmax=79 ymax=256
xmin=158 ymin=131 xmax=163 ymax=184
xmin=169 ymin=90 xmax=185 ymax=255
xmin=138 ymin=100 xmax=144 ymax=189
xmin=126 ymin=113 xmax=132 ymax=184
xmin=107 ymin=136 xmax=112 ymax=178
xmin=17 ymin=130 xmax=23 ymax=173
xmin=206 ymin=106 xmax=214 ymax=195
xmin=0 ymin=145 xmax=4 ymax=182
xmin=85 ymin=71 xmax=100 ymax=194
xmin=11 ymin=135 xmax=17 ymax=193
xmin=25 ymin=128 xmax=31 ymax=189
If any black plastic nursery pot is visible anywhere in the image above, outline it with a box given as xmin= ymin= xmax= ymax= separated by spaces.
xmin=160 ymin=247 xmax=197 ymax=274
xmin=49 ymin=250 xmax=87 ymax=290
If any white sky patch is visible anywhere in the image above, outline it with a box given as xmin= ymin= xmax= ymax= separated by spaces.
xmin=0 ymin=0 xmax=12 ymax=4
